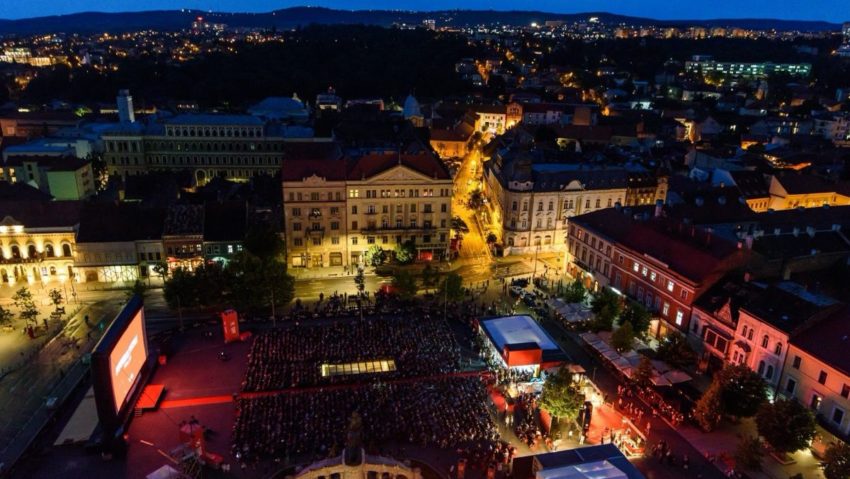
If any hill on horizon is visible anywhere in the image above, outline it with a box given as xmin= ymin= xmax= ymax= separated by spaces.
xmin=0 ymin=7 xmax=842 ymax=35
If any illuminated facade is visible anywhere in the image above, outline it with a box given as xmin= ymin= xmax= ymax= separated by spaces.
xmin=283 ymin=151 xmax=452 ymax=269
xmin=684 ymin=60 xmax=811 ymax=79
xmin=102 ymin=114 xmax=301 ymax=184
xmin=0 ymin=204 xmax=79 ymax=285
xmin=484 ymin=152 xmax=666 ymax=255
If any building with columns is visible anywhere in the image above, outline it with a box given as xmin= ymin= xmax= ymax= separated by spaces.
xmin=0 ymin=201 xmax=80 ymax=285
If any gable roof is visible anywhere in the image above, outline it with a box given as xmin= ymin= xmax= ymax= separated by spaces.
xmin=347 ymin=152 xmax=450 ymax=180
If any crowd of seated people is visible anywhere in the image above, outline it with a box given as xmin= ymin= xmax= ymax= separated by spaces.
xmin=241 ymin=314 xmax=461 ymax=392
xmin=232 ymin=377 xmax=499 ymax=462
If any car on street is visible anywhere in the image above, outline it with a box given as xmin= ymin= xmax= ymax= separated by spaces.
xmin=509 ymin=285 xmax=525 ymax=297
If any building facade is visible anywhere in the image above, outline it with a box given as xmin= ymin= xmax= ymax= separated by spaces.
xmin=282 ymin=151 xmax=452 ymax=270
xmin=102 ymin=114 xmax=313 ymax=184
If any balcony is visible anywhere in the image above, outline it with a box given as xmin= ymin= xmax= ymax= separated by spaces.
xmin=360 ymin=225 xmax=436 ymax=234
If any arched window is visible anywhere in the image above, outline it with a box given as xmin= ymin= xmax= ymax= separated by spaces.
xmin=747 ymin=329 xmax=754 ymax=341
xmin=757 ymin=360 xmax=765 ymax=376
xmin=44 ymin=244 xmax=55 ymax=257
xmin=766 ymin=365 xmax=774 ymax=379
xmin=10 ymin=245 xmax=20 ymax=259
xmin=774 ymin=343 xmax=782 ymax=356
xmin=62 ymin=243 xmax=72 ymax=257
xmin=761 ymin=335 xmax=769 ymax=348
xmin=27 ymin=244 xmax=37 ymax=258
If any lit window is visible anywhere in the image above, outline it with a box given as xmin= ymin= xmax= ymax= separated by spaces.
xmin=649 ymin=271 xmax=656 ymax=281
xmin=667 ymin=280 xmax=674 ymax=292
xmin=675 ymin=310 xmax=683 ymax=326
xmin=633 ymin=262 xmax=639 ymax=272
xmin=662 ymin=303 xmax=670 ymax=316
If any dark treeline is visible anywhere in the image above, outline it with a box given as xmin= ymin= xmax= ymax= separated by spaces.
xmin=20 ymin=25 xmax=479 ymax=108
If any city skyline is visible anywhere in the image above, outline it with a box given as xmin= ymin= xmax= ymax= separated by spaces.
xmin=2 ymin=0 xmax=848 ymax=22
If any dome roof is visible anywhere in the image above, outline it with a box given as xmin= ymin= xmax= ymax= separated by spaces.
xmin=403 ymin=94 xmax=422 ymax=119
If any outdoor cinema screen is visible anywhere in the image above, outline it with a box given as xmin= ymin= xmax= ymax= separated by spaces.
xmin=107 ymin=308 xmax=148 ymax=411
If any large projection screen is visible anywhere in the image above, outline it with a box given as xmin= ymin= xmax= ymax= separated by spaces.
xmin=92 ymin=295 xmax=151 ymax=443
xmin=108 ymin=308 xmax=148 ymax=411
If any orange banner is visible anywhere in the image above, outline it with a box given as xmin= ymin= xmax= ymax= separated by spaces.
xmin=221 ymin=310 xmax=240 ymax=343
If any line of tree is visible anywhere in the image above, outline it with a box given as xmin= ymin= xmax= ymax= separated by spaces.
xmin=692 ymin=364 xmax=769 ymax=431
xmin=162 ymin=225 xmax=294 ymax=316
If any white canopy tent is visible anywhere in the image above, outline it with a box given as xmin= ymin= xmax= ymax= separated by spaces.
xmin=536 ymin=460 xmax=628 ymax=479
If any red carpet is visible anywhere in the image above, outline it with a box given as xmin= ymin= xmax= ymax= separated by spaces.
xmin=160 ymin=395 xmax=234 ymax=409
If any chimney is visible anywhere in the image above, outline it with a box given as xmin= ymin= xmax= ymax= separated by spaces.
xmin=654 ymin=199 xmax=663 ymax=218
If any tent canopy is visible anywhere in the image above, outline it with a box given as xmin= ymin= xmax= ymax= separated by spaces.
xmin=663 ymin=370 xmax=692 ymax=384
xmin=536 ymin=460 xmax=628 ymax=479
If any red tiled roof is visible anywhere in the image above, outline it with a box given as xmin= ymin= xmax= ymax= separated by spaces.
xmin=571 ymin=207 xmax=745 ymax=284
xmin=348 ymin=152 xmax=450 ymax=180
xmin=791 ymin=306 xmax=850 ymax=377
xmin=281 ymin=142 xmax=347 ymax=181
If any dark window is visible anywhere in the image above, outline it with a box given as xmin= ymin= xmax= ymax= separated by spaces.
xmin=792 ymin=356 xmax=801 ymax=369
xmin=818 ymin=371 xmax=828 ymax=385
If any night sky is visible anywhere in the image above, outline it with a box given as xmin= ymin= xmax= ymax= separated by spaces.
xmin=3 ymin=0 xmax=848 ymax=21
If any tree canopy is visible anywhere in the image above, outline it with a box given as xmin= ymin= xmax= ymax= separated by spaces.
xmin=824 ymin=441 xmax=850 ymax=479
xmin=618 ymin=302 xmax=651 ymax=337
xmin=393 ymin=240 xmax=417 ymax=265
xmin=656 ymin=332 xmax=697 ymax=369
xmin=610 ymin=322 xmax=635 ymax=352
xmin=540 ymin=366 xmax=585 ymax=421
xmin=391 ymin=270 xmax=418 ymax=301
xmin=755 ymin=398 xmax=816 ymax=454
xmin=590 ymin=288 xmax=621 ymax=332
xmin=718 ymin=364 xmax=769 ymax=418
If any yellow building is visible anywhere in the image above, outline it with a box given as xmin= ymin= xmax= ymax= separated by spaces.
xmin=0 ymin=202 xmax=80 ymax=285
xmin=282 ymin=148 xmax=452 ymax=270
xmin=768 ymin=174 xmax=850 ymax=210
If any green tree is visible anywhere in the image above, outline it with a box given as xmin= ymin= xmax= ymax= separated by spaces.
xmin=468 ymin=190 xmax=484 ymax=209
xmin=126 ymin=280 xmax=146 ymax=301
xmin=393 ymin=240 xmax=416 ymax=265
xmin=540 ymin=365 xmax=585 ymax=423
xmin=12 ymin=287 xmax=39 ymax=325
xmin=48 ymin=289 xmax=63 ymax=311
xmin=590 ymin=287 xmax=621 ymax=332
xmin=618 ymin=302 xmax=651 ymax=337
xmin=229 ymin=253 xmax=295 ymax=316
xmin=153 ymin=262 xmax=169 ymax=281
xmin=441 ymin=272 xmax=464 ymax=302
xmin=243 ymin=224 xmax=285 ymax=260
xmin=391 ymin=270 xmax=418 ymax=301
xmin=0 ymin=306 xmax=13 ymax=326
xmin=734 ymin=436 xmax=764 ymax=472
xmin=354 ymin=266 xmax=365 ymax=298
xmin=656 ymin=332 xmax=697 ymax=369
xmin=163 ymin=267 xmax=199 ymax=310
xmin=366 ymin=245 xmax=386 ymax=267
xmin=420 ymin=263 xmax=438 ymax=289
xmin=562 ymin=278 xmax=586 ymax=303
xmin=718 ymin=364 xmax=768 ymax=418
xmin=823 ymin=441 xmax=850 ymax=479
xmin=610 ymin=321 xmax=635 ymax=352
xmin=692 ymin=379 xmax=724 ymax=432
xmin=631 ymin=355 xmax=654 ymax=388
xmin=755 ymin=398 xmax=816 ymax=455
